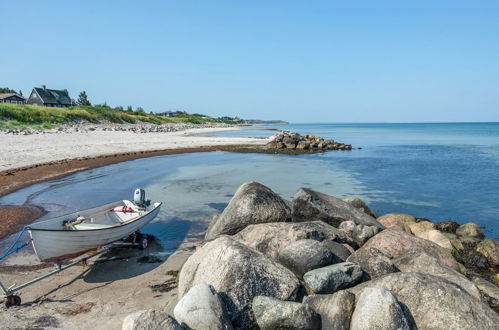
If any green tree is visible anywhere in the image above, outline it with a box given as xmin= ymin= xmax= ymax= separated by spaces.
xmin=18 ymin=90 xmax=23 ymax=96
xmin=77 ymin=91 xmax=91 ymax=106
xmin=0 ymin=87 xmax=16 ymax=94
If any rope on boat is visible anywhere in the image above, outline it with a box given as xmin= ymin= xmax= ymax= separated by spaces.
xmin=0 ymin=226 xmax=31 ymax=261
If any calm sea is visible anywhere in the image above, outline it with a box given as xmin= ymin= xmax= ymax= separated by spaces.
xmin=1 ymin=122 xmax=498 ymax=254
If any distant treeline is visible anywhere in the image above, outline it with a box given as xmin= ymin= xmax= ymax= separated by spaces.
xmin=0 ymin=103 xmax=242 ymax=129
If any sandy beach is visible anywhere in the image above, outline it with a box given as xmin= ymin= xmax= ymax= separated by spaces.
xmin=0 ymin=126 xmax=268 ymax=172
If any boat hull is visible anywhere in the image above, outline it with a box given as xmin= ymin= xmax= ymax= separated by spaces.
xmin=28 ymin=204 xmax=161 ymax=261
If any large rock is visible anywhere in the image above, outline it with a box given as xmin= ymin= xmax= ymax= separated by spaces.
xmin=338 ymin=220 xmax=380 ymax=247
xmin=350 ymin=287 xmax=410 ymax=330
xmin=376 ymin=213 xmax=415 ymax=233
xmin=348 ymin=272 xmax=499 ymax=330
xmin=434 ymin=221 xmax=460 ymax=233
xmin=456 ymin=222 xmax=484 ymax=238
xmin=347 ymin=247 xmax=399 ymax=280
xmin=303 ymin=291 xmax=355 ymax=330
xmin=415 ymin=229 xmax=453 ymax=250
xmin=232 ymin=221 xmax=354 ymax=260
xmin=476 ymin=238 xmax=499 ymax=266
xmin=472 ymin=277 xmax=499 ymax=310
xmin=277 ymin=239 xmax=335 ymax=277
xmin=291 ymin=188 xmax=383 ymax=229
xmin=173 ymin=283 xmax=233 ymax=330
xmin=408 ymin=220 xmax=434 ymax=235
xmin=178 ymin=236 xmax=302 ymax=329
xmin=122 ymin=310 xmax=181 ymax=330
xmin=342 ymin=197 xmax=377 ymax=218
xmin=252 ymin=296 xmax=321 ymax=330
xmin=303 ymin=262 xmax=363 ymax=294
xmin=205 ymin=182 xmax=292 ymax=240
xmin=355 ymin=229 xmax=460 ymax=271
xmin=392 ymin=252 xmax=480 ymax=299
xmin=321 ymin=240 xmax=352 ymax=261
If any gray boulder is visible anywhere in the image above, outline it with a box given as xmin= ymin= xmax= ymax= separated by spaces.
xmin=347 ymin=247 xmax=399 ymax=280
xmin=252 ymin=296 xmax=321 ymax=330
xmin=303 ymin=291 xmax=355 ymax=330
xmin=291 ymin=188 xmax=383 ymax=229
xmin=350 ymin=287 xmax=410 ymax=330
xmin=173 ymin=283 xmax=233 ymax=330
xmin=122 ymin=310 xmax=182 ymax=330
xmin=342 ymin=197 xmax=377 ymax=218
xmin=232 ymin=221 xmax=354 ymax=260
xmin=303 ymin=262 xmax=363 ymax=294
xmin=338 ymin=220 xmax=380 ymax=247
xmin=393 ymin=252 xmax=480 ymax=299
xmin=321 ymin=239 xmax=352 ymax=261
xmin=178 ymin=236 xmax=303 ymax=329
xmin=277 ymin=239 xmax=335 ymax=277
xmin=205 ymin=182 xmax=292 ymax=240
xmin=355 ymin=229 xmax=460 ymax=271
xmin=472 ymin=277 xmax=499 ymax=310
xmin=348 ymin=272 xmax=499 ymax=330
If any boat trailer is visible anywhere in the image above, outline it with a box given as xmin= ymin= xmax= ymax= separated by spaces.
xmin=0 ymin=235 xmax=147 ymax=308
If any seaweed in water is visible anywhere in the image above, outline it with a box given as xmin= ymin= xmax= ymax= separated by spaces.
xmin=137 ymin=255 xmax=163 ymax=264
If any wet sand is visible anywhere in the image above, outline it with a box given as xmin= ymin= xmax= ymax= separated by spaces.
xmin=0 ymin=243 xmax=194 ymax=330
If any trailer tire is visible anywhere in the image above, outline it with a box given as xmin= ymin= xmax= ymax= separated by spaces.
xmin=4 ymin=295 xmax=21 ymax=308
xmin=138 ymin=235 xmax=148 ymax=250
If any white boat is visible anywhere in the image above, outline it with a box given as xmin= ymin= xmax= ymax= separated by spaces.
xmin=27 ymin=190 xmax=162 ymax=261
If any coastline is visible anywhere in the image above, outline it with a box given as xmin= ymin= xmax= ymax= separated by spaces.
xmin=0 ymin=125 xmax=270 ymax=197
xmin=0 ymin=125 xmax=270 ymax=240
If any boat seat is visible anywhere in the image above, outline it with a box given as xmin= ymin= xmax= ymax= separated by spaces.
xmin=73 ymin=223 xmax=114 ymax=230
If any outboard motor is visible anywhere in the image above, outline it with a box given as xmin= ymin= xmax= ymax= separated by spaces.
xmin=133 ymin=188 xmax=146 ymax=207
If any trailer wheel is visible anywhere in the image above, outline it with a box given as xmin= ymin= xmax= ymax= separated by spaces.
xmin=4 ymin=295 xmax=21 ymax=308
xmin=138 ymin=235 xmax=148 ymax=250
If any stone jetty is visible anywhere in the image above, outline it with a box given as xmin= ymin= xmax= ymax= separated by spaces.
xmin=123 ymin=182 xmax=499 ymax=330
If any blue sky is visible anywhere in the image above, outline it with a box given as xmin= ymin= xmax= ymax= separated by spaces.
xmin=1 ymin=1 xmax=498 ymax=122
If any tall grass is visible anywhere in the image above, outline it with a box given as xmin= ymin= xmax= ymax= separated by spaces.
xmin=0 ymin=104 xmax=231 ymax=127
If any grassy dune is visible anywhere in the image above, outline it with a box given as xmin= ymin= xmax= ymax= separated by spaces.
xmin=0 ymin=104 xmax=233 ymax=129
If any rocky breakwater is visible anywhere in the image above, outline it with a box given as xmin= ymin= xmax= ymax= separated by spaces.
xmin=123 ymin=182 xmax=499 ymax=330
xmin=3 ymin=121 xmax=236 ymax=135
xmin=264 ymin=131 xmax=352 ymax=153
